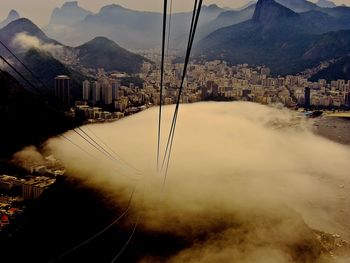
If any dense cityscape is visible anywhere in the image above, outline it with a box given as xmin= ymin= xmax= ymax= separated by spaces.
xmin=3 ymin=57 xmax=350 ymax=234
xmin=57 ymin=60 xmax=350 ymax=123
xmin=0 ymin=156 xmax=64 ymax=232
xmin=5 ymin=44 xmax=350 ymax=263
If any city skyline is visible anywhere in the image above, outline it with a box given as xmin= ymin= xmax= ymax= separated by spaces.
xmin=1 ymin=0 xmax=349 ymax=26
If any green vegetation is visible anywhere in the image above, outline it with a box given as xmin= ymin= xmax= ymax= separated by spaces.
xmin=196 ymin=0 xmax=350 ymax=76
xmin=76 ymin=37 xmax=147 ymax=73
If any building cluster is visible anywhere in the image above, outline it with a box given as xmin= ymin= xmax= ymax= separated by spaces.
xmin=0 ymin=175 xmax=56 ymax=231
xmin=74 ymin=102 xmax=127 ymax=123
xmin=0 ymin=195 xmax=23 ymax=231
xmin=0 ymin=157 xmax=63 ymax=201
xmin=75 ymin=68 xmax=150 ymax=122
xmin=139 ymin=60 xmax=350 ymax=109
xmin=0 ymin=156 xmax=65 ymax=231
xmin=81 ymin=69 xmax=128 ymax=106
xmin=0 ymin=175 xmax=56 ymax=201
xmin=56 ymin=60 xmax=350 ymax=119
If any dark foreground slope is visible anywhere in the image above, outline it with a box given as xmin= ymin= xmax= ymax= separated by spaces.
xmin=0 ymin=70 xmax=75 ymax=158
xmin=0 ymin=174 xmax=340 ymax=263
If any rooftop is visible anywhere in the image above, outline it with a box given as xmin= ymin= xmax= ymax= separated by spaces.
xmin=55 ymin=75 xmax=70 ymax=80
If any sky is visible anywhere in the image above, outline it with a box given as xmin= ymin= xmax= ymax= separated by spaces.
xmin=0 ymin=0 xmax=349 ymax=26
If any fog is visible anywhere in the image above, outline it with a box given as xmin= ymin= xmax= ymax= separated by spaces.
xmin=15 ymin=102 xmax=350 ymax=262
xmin=11 ymin=32 xmax=68 ymax=60
xmin=12 ymin=145 xmax=47 ymax=168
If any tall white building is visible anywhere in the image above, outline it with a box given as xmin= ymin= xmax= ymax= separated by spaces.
xmin=54 ymin=75 xmax=70 ymax=109
xmin=112 ymin=80 xmax=121 ymax=100
xmin=103 ymin=83 xmax=113 ymax=105
xmin=82 ymin=80 xmax=90 ymax=101
xmin=92 ymin=81 xmax=101 ymax=103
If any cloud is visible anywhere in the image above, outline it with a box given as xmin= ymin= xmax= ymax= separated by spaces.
xmin=15 ymin=102 xmax=350 ymax=262
xmin=12 ymin=145 xmax=48 ymax=171
xmin=11 ymin=32 xmax=64 ymax=57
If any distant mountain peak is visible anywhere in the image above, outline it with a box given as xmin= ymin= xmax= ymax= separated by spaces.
xmin=49 ymin=1 xmax=92 ymax=25
xmin=92 ymin=36 xmax=109 ymax=40
xmin=76 ymin=36 xmax=146 ymax=73
xmin=237 ymin=1 xmax=258 ymax=11
xmin=87 ymin=36 xmax=118 ymax=45
xmin=253 ymin=0 xmax=298 ymax=24
xmin=7 ymin=10 xmax=20 ymax=20
xmin=100 ymin=4 xmax=128 ymax=13
xmin=203 ymin=4 xmax=221 ymax=11
xmin=0 ymin=9 xmax=20 ymax=29
xmin=316 ymin=0 xmax=336 ymax=8
xmin=274 ymin=0 xmax=318 ymax=13
xmin=62 ymin=1 xmax=79 ymax=8
xmin=78 ymin=36 xmax=124 ymax=52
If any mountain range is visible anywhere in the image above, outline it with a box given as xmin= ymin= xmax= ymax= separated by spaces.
xmin=0 ymin=0 xmax=349 ymax=80
xmin=0 ymin=17 xmax=148 ymax=98
xmin=41 ymin=1 xmax=346 ymax=51
xmin=195 ymin=0 xmax=350 ymax=75
xmin=196 ymin=3 xmax=256 ymax=41
xmin=44 ymin=3 xmax=228 ymax=50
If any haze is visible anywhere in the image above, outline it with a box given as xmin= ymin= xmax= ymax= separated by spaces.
xmin=14 ymin=102 xmax=350 ymax=262
xmin=1 ymin=0 xmax=349 ymax=26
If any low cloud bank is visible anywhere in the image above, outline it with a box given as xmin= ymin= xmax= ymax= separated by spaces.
xmin=15 ymin=102 xmax=350 ymax=262
xmin=12 ymin=32 xmax=64 ymax=55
